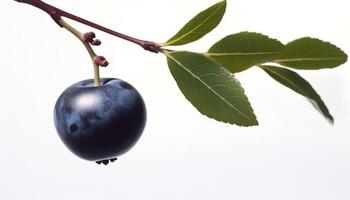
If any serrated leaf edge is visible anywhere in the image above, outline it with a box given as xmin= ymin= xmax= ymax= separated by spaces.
xmin=274 ymin=37 xmax=348 ymax=66
xmin=164 ymin=51 xmax=258 ymax=125
xmin=208 ymin=31 xmax=286 ymax=51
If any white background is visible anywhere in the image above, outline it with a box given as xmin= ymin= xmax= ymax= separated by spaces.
xmin=1 ymin=0 xmax=349 ymax=199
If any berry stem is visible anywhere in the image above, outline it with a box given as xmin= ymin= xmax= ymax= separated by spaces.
xmin=14 ymin=0 xmax=161 ymax=53
xmin=57 ymin=18 xmax=101 ymax=86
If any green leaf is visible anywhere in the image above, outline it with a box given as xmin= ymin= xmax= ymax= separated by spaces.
xmin=207 ymin=32 xmax=285 ymax=73
xmin=260 ymin=65 xmax=334 ymax=123
xmin=163 ymin=0 xmax=226 ymax=46
xmin=165 ymin=51 xmax=258 ymax=126
xmin=275 ymin=37 xmax=348 ymax=69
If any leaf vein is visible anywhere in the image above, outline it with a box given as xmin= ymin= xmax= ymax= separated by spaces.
xmin=206 ymin=52 xmax=280 ymax=57
xmin=275 ymin=57 xmax=341 ymax=62
xmin=166 ymin=52 xmax=253 ymax=121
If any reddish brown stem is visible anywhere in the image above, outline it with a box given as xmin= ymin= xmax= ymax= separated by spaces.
xmin=14 ymin=0 xmax=161 ymax=53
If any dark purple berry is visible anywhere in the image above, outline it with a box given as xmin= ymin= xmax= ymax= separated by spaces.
xmin=54 ymin=78 xmax=147 ymax=163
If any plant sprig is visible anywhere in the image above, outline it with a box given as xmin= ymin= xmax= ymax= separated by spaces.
xmin=56 ymin=18 xmax=108 ymax=86
xmin=14 ymin=0 xmax=348 ymax=126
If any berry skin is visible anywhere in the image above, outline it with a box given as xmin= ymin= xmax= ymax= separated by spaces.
xmin=54 ymin=78 xmax=146 ymax=164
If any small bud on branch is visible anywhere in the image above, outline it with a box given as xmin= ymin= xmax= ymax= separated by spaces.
xmin=82 ymin=32 xmax=102 ymax=46
xmin=91 ymin=39 xmax=102 ymax=46
xmin=82 ymin=32 xmax=96 ymax=42
xmin=94 ymin=56 xmax=109 ymax=67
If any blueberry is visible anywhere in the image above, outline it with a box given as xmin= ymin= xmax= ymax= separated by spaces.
xmin=54 ymin=78 xmax=146 ymax=163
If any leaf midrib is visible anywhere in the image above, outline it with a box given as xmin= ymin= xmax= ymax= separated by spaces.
xmin=206 ymin=52 xmax=280 ymax=56
xmin=275 ymin=57 xmax=342 ymax=63
xmin=166 ymin=1 xmax=225 ymax=45
xmin=166 ymin=52 xmax=253 ymax=122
